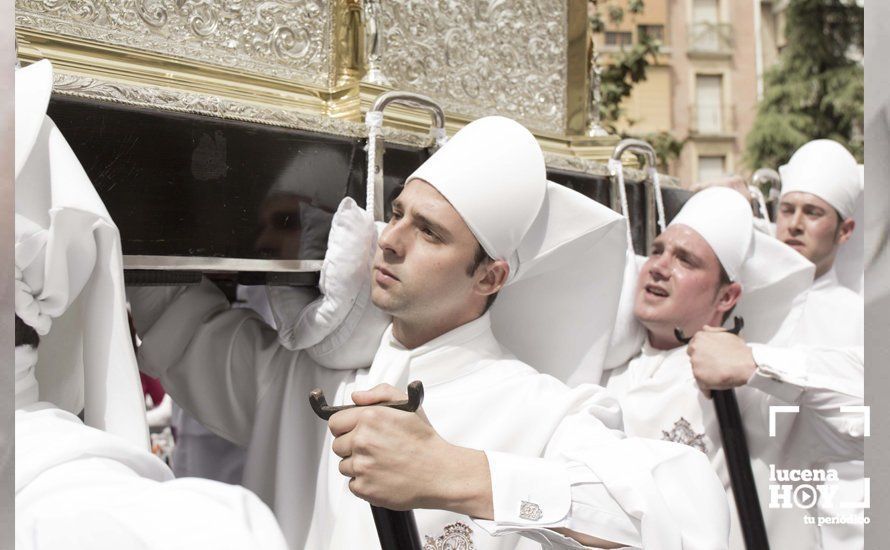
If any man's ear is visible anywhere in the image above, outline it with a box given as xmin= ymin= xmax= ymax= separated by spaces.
xmin=836 ymin=218 xmax=855 ymax=245
xmin=716 ymin=281 xmax=743 ymax=315
xmin=475 ymin=259 xmax=509 ymax=297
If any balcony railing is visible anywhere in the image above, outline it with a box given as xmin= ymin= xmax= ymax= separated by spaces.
xmin=689 ymin=22 xmax=734 ymax=55
xmin=689 ymin=105 xmax=736 ymax=136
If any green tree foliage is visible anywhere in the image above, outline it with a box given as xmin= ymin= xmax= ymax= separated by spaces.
xmin=745 ymin=0 xmax=864 ymax=171
xmin=589 ymin=1 xmax=685 ymax=169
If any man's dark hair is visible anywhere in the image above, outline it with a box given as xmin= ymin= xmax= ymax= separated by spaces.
xmin=466 ymin=244 xmax=498 ymax=312
xmin=15 ymin=315 xmax=40 ymax=348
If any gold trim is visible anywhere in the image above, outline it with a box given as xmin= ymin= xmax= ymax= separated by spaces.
xmin=565 ymin=0 xmax=588 ymax=135
xmin=16 ymin=0 xmax=681 ymax=174
xmin=50 ymin=71 xmax=436 ymax=149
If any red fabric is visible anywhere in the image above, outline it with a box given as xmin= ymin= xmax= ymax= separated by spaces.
xmin=140 ymin=372 xmax=166 ymax=406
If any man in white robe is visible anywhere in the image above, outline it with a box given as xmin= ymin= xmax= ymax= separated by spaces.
xmin=130 ymin=116 xmax=731 ymax=549
xmin=602 ymin=188 xmax=864 ymax=549
xmin=14 ymin=59 xmax=288 ymax=549
xmin=773 ymin=140 xmax=866 ymax=549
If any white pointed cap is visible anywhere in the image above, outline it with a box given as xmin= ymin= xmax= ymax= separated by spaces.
xmin=669 ymin=187 xmax=815 ymax=344
xmin=407 ymin=116 xmax=547 ymax=277
xmin=779 ymin=139 xmax=861 ymax=219
xmin=669 ymin=187 xmax=754 ymax=283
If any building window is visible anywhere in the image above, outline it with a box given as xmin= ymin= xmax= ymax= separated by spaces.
xmin=690 ymin=0 xmax=733 ymax=53
xmin=693 ymin=0 xmax=719 ymax=25
xmin=638 ymin=25 xmax=665 ymax=43
xmin=695 ymin=74 xmax=724 ymax=134
xmin=604 ymin=31 xmax=633 ymax=47
xmin=698 ymin=156 xmax=726 ymax=183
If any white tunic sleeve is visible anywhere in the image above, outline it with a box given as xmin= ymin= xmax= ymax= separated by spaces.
xmin=474 ymin=393 xmax=730 ymax=549
xmin=130 ymin=279 xmax=288 ymax=447
xmin=747 ymin=344 xmax=865 ymax=463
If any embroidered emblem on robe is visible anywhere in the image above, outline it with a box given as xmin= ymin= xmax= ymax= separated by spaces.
xmin=519 ymin=500 xmax=543 ymax=521
xmin=661 ymin=417 xmax=708 ymax=454
xmin=423 ymin=522 xmax=475 ymax=550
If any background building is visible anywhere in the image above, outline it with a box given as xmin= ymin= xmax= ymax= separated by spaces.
xmin=595 ymin=0 xmax=787 ymax=186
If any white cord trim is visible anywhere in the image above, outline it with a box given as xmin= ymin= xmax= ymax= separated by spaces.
xmin=609 ymin=158 xmax=634 ymax=252
xmin=430 ymin=126 xmax=448 ymax=149
xmin=648 ymin=166 xmax=667 ymax=232
xmin=365 ymin=111 xmax=385 ymax=220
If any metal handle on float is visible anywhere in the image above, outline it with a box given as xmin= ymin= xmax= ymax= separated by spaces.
xmin=610 ymin=139 xmax=665 ymax=253
xmin=366 ymin=92 xmax=447 ymax=222
xmin=748 ymin=185 xmax=770 ymax=222
xmin=752 ymin=167 xmax=781 ymax=221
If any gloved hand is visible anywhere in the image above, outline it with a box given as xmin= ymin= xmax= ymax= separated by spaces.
xmin=271 ymin=197 xmax=389 ymax=361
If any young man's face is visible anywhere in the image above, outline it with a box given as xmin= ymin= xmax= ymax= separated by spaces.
xmin=633 ymin=224 xmax=739 ymax=345
xmin=371 ymin=179 xmax=494 ymax=326
xmin=775 ymin=191 xmax=854 ymax=276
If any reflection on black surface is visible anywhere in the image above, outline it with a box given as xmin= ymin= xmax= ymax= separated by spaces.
xmin=46 ymin=95 xmax=689 ymax=263
xmin=47 ymin=96 xmax=358 ymax=261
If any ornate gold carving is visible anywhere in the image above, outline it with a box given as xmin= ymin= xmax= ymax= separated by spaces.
xmin=377 ymin=0 xmax=570 ymax=135
xmin=16 ymin=0 xmax=334 ymax=87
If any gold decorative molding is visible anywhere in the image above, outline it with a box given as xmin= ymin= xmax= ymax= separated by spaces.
xmin=47 ymin=70 xmax=633 ymax=179
xmin=50 ymin=71 xmax=437 ymax=148
xmin=15 ymin=0 xmax=670 ymax=169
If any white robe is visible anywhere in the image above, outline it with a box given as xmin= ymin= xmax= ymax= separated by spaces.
xmin=132 ymin=279 xmax=731 ymax=549
xmin=602 ymin=339 xmax=863 ymax=550
xmin=795 ymin=268 xmax=866 ymax=549
xmin=16 ymin=400 xmax=286 ymax=549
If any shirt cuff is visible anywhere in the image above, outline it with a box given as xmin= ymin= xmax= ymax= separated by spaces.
xmin=482 ymin=450 xmax=572 ymax=527
xmin=747 ymin=344 xmax=806 ymax=403
xmin=473 ymin=453 xmax=637 ymax=548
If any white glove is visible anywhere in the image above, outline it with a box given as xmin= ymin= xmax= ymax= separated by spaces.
xmin=272 ymin=197 xmax=388 ymax=356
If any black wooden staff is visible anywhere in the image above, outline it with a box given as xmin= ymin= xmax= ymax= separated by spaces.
xmin=309 ymin=381 xmax=425 ymax=550
xmin=676 ymin=317 xmax=770 ymax=550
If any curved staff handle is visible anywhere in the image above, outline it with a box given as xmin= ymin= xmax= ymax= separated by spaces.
xmin=308 ymin=380 xmax=425 ymax=550
xmin=673 ymin=316 xmax=770 ymax=550
xmin=673 ymin=316 xmax=744 ymax=345
xmin=309 ymin=380 xmax=424 ymax=421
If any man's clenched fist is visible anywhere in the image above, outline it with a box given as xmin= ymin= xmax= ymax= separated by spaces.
xmin=328 ymin=384 xmax=493 ymax=519
xmin=687 ymin=326 xmax=757 ymax=397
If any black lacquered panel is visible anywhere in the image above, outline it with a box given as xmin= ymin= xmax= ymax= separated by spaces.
xmin=48 ymin=96 xmax=361 ymax=262
xmin=661 ymin=187 xmax=694 ymax=226
xmin=47 ymin=95 xmax=688 ymax=269
xmin=546 ymin=169 xmax=611 ymax=207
